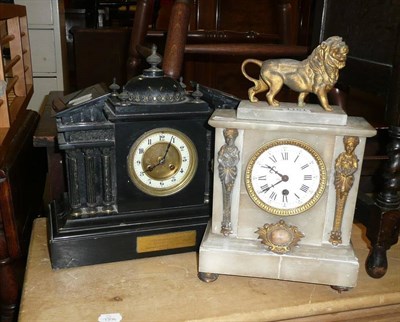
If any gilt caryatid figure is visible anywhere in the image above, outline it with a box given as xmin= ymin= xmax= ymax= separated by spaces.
xmin=218 ymin=128 xmax=240 ymax=236
xmin=330 ymin=136 xmax=360 ymax=245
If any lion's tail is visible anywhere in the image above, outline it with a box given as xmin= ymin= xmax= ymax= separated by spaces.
xmin=241 ymin=59 xmax=263 ymax=83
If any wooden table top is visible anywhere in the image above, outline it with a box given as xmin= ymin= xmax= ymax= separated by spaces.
xmin=33 ymin=91 xmax=62 ymax=148
xmin=19 ymin=218 xmax=400 ymax=322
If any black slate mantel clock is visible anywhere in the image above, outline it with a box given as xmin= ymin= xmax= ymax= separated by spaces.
xmin=48 ymin=48 xmax=214 ymax=269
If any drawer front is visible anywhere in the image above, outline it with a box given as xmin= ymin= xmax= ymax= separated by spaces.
xmin=30 ymin=29 xmax=56 ymax=73
xmin=15 ymin=0 xmax=54 ymax=25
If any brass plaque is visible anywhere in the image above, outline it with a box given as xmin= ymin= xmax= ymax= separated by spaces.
xmin=137 ymin=230 xmax=196 ymax=253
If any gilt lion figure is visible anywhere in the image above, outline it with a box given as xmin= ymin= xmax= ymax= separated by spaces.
xmin=241 ymin=36 xmax=349 ymax=111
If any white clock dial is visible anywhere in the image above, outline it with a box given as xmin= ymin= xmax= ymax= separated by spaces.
xmin=127 ymin=128 xmax=198 ymax=196
xmin=245 ymin=139 xmax=327 ymax=216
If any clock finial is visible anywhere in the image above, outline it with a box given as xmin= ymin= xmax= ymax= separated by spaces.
xmin=109 ymin=77 xmax=120 ymax=96
xmin=143 ymin=44 xmax=163 ymax=77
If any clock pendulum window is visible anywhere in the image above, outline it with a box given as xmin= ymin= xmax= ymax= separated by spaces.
xmin=198 ymin=37 xmax=376 ymax=290
xmin=48 ymin=46 xmax=214 ymax=269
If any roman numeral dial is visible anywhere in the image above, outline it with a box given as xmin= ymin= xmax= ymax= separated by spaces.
xmin=245 ymin=139 xmax=327 ymax=216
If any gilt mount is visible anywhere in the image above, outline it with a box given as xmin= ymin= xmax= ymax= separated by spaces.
xmin=241 ymin=36 xmax=348 ymax=111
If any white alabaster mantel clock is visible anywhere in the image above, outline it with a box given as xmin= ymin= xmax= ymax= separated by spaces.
xmin=198 ymin=36 xmax=376 ymax=290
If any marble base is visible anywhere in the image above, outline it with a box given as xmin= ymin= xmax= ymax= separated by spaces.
xmin=237 ymin=100 xmax=348 ymax=126
xmin=199 ymin=223 xmax=359 ymax=288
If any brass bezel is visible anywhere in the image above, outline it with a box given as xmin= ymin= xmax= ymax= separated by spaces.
xmin=127 ymin=128 xmax=198 ymax=197
xmin=245 ymin=139 xmax=327 ymax=216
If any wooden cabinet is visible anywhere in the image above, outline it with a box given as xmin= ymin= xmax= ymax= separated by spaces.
xmin=14 ymin=0 xmax=66 ymax=112
xmin=0 ymin=4 xmax=47 ymax=321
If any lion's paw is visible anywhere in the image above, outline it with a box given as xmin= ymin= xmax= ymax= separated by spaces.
xmin=271 ymin=100 xmax=280 ymax=107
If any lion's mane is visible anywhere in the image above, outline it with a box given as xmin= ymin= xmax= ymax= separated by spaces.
xmin=306 ymin=36 xmax=348 ymax=92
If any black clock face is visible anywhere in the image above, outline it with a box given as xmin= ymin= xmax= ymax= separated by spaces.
xmin=115 ymin=120 xmax=211 ymax=213
xmin=245 ymin=139 xmax=327 ymax=216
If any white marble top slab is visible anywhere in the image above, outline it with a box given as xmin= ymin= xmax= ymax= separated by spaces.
xmin=237 ymin=100 xmax=348 ymax=126
xmin=210 ymin=109 xmax=377 ymax=138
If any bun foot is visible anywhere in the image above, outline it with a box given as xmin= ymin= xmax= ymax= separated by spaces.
xmin=330 ymin=285 xmax=352 ymax=293
xmin=198 ymin=272 xmax=218 ymax=283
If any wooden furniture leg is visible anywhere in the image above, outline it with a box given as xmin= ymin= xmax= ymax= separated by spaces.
xmin=0 ymin=234 xmax=18 ymax=322
xmin=366 ymin=126 xmax=400 ymax=278
xmin=127 ymin=0 xmax=154 ymax=79
xmin=162 ymin=0 xmax=191 ymax=80
xmin=0 ymin=171 xmax=21 ymax=322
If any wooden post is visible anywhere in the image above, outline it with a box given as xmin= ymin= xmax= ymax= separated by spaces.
xmin=162 ymin=0 xmax=191 ymax=80
xmin=127 ymin=0 xmax=154 ymax=79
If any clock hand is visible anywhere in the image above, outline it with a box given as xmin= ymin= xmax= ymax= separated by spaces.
xmin=261 ymin=179 xmax=283 ymax=193
xmin=145 ymin=136 xmax=174 ymax=172
xmin=145 ymin=164 xmax=157 ymax=172
xmin=264 ymin=165 xmax=284 ymax=178
xmin=160 ymin=136 xmax=174 ymax=163
xmin=263 ymin=165 xmax=289 ymax=182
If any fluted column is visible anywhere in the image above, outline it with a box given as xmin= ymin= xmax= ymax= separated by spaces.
xmin=101 ymin=147 xmax=114 ymax=212
xmin=84 ymin=148 xmax=97 ymax=213
xmin=66 ymin=150 xmax=82 ymax=216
